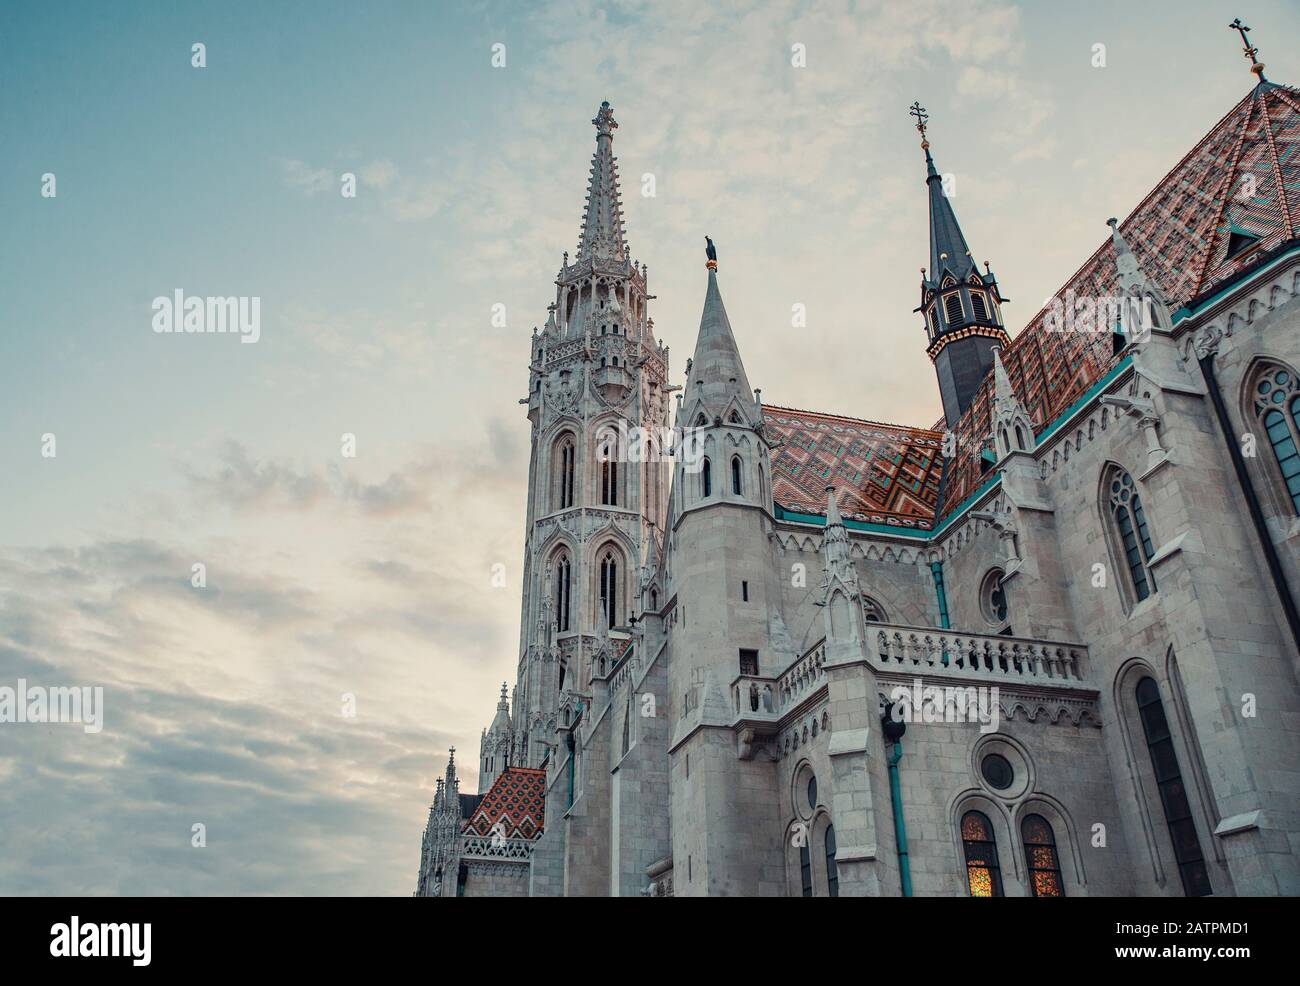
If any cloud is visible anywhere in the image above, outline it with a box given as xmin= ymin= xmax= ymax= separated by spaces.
xmin=281 ymin=159 xmax=335 ymax=196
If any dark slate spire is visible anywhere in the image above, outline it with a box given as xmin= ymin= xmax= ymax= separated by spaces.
xmin=910 ymin=102 xmax=1012 ymax=428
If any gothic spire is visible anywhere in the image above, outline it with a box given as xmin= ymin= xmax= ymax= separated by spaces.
xmin=911 ymin=102 xmax=1011 ymax=427
xmin=685 ymin=247 xmax=754 ymax=416
xmin=576 ymin=101 xmax=629 ymax=262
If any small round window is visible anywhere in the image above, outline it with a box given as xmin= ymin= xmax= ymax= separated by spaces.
xmin=981 ymin=753 xmax=1014 ymax=790
xmin=807 ymin=774 xmax=818 ymax=811
xmin=980 ymin=568 xmax=1009 ymax=627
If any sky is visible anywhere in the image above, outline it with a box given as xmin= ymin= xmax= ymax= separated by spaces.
xmin=1 ymin=0 xmax=1297 ymax=895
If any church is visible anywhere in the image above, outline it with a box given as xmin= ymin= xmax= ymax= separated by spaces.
xmin=416 ymin=34 xmax=1300 ymax=897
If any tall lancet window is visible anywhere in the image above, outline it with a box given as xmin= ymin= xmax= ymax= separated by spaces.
xmin=1021 ymin=814 xmax=1065 ymax=897
xmin=556 ymin=437 xmax=576 ymax=510
xmin=554 ymin=554 xmax=572 ymax=632
xmin=1107 ymin=468 xmax=1157 ymax=602
xmin=599 ymin=550 xmax=618 ymax=628
xmin=1136 ymin=676 xmax=1212 ymax=896
xmin=1250 ymin=363 xmax=1300 ymax=514
xmin=731 ymin=456 xmax=743 ymax=495
xmin=961 ymin=810 xmax=1004 ymax=897
xmin=702 ymin=458 xmax=712 ymax=498
xmin=600 ymin=441 xmax=618 ymax=506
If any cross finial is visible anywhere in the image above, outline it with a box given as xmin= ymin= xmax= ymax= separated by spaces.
xmin=909 ymin=101 xmax=930 ymax=146
xmin=1228 ymin=18 xmax=1267 ymax=80
xmin=592 ymin=100 xmax=618 ymax=137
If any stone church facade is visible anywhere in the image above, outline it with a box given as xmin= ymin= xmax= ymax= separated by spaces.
xmin=416 ymin=61 xmax=1300 ymax=897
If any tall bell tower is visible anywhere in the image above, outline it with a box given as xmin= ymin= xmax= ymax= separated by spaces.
xmin=499 ymin=101 xmax=672 ymax=780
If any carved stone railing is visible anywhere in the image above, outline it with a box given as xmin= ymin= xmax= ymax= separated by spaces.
xmin=778 ymin=641 xmax=826 ymax=710
xmin=729 ymin=624 xmax=1088 ymax=731
xmin=732 ymin=674 xmax=779 ymax=719
xmin=866 ymin=624 xmax=1087 ymax=684
xmin=460 ymin=836 xmax=534 ymax=861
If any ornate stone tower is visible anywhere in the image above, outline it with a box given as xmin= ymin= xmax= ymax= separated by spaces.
xmin=666 ymin=247 xmax=786 ymax=895
xmin=910 ymin=103 xmax=1011 ymax=429
xmin=505 ymin=100 xmax=672 ymax=778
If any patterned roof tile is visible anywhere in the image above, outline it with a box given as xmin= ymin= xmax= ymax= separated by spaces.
xmin=462 ymin=766 xmax=546 ymax=841
xmin=765 ymin=405 xmax=944 ymax=529
xmin=939 ymin=82 xmax=1300 ymax=517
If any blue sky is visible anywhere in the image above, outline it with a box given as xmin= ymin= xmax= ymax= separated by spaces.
xmin=1 ymin=0 xmax=1297 ymax=894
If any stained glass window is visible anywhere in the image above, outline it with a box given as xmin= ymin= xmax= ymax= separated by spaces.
xmin=1109 ymin=470 xmax=1157 ymax=602
xmin=1136 ymin=676 xmax=1212 ymax=896
xmin=1251 ymin=366 xmax=1300 ymax=515
xmin=961 ymin=810 xmax=1003 ymax=897
xmin=1022 ymin=814 xmax=1065 ymax=897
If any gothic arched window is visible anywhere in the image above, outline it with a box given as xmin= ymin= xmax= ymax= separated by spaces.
xmin=599 ymin=551 xmax=618 ymax=628
xmin=1135 ymin=676 xmax=1212 ymax=896
xmin=600 ymin=441 xmax=618 ymax=506
xmin=731 ymin=456 xmax=743 ymax=495
xmin=1107 ymin=468 xmax=1157 ymax=602
xmin=1021 ymin=814 xmax=1065 ymax=897
xmin=970 ymin=291 xmax=989 ymax=321
xmin=799 ymin=841 xmax=813 ymax=897
xmin=555 ymin=436 xmax=576 ymax=510
xmin=980 ymin=568 xmax=1009 ymax=630
xmin=862 ymin=597 xmax=887 ymax=623
xmin=944 ymin=293 xmax=963 ymax=324
xmin=1249 ymin=363 xmax=1300 ymax=514
xmin=702 ymin=458 xmax=712 ymax=498
xmin=554 ymin=554 xmax=572 ymax=632
xmin=823 ymin=824 xmax=839 ymax=897
xmin=961 ymin=810 xmax=1004 ymax=897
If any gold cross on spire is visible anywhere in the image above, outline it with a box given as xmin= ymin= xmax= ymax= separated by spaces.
xmin=1228 ymin=18 xmax=1267 ymax=81
xmin=909 ymin=101 xmax=929 ymax=147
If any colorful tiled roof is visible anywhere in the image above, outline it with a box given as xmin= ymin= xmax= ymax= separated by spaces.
xmin=940 ymin=82 xmax=1300 ymax=517
xmin=764 ymin=405 xmax=944 ymax=530
xmin=462 ymin=766 xmax=546 ymax=841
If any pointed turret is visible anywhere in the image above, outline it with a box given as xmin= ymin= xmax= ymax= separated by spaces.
xmin=576 ymin=101 xmax=628 ymax=262
xmin=910 ymin=103 xmax=1012 ymax=428
xmin=990 ymin=346 xmax=1036 ymax=460
xmin=491 ymin=681 xmax=512 ymax=734
xmin=685 ymin=251 xmax=755 ymax=420
xmin=820 ymin=486 xmax=857 ymax=588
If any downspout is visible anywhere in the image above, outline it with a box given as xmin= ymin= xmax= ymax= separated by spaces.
xmin=1198 ymin=354 xmax=1300 ymax=653
xmin=566 ymin=731 xmax=575 ymax=809
xmin=931 ymin=560 xmax=951 ymax=667
xmin=882 ymin=705 xmax=913 ymax=897
xmin=930 ymin=560 xmax=951 ymax=629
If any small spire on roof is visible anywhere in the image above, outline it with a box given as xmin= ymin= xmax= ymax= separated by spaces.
xmin=1228 ymin=18 xmax=1268 ymax=82
xmin=824 ymin=485 xmax=844 ymax=528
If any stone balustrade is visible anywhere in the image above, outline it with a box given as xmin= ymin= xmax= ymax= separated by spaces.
xmin=731 ymin=624 xmax=1089 ymax=725
xmin=866 ymin=623 xmax=1087 ymax=684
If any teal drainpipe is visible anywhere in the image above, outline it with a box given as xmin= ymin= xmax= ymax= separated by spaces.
xmin=886 ymin=739 xmax=912 ymax=897
xmin=929 ymin=560 xmax=950 ymax=629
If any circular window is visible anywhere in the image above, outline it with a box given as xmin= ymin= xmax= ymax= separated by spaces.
xmin=980 ymin=568 xmax=1009 ymax=627
xmin=981 ymin=753 xmax=1014 ymax=790
xmin=807 ymin=774 xmax=818 ymax=811
xmin=973 ymin=737 xmax=1032 ymax=799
